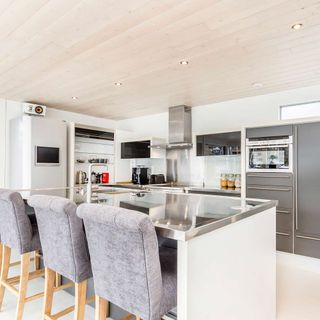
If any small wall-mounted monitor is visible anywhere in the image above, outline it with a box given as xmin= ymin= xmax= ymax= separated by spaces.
xmin=35 ymin=146 xmax=60 ymax=165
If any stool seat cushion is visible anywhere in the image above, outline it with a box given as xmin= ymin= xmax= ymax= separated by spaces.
xmin=159 ymin=247 xmax=177 ymax=316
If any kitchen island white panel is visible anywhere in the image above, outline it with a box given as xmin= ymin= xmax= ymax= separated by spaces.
xmin=177 ymin=207 xmax=276 ymax=320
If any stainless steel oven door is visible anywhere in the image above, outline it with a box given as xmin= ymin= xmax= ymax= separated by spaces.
xmin=246 ymin=143 xmax=293 ymax=172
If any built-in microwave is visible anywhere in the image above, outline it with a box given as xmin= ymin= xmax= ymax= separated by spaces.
xmin=246 ymin=136 xmax=293 ymax=172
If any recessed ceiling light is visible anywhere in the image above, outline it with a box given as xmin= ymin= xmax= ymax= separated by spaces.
xmin=72 ymin=96 xmax=78 ymax=100
xmin=114 ymin=82 xmax=123 ymax=86
xmin=252 ymin=82 xmax=264 ymax=88
xmin=291 ymin=23 xmax=303 ymax=30
xmin=179 ymin=60 xmax=189 ymax=65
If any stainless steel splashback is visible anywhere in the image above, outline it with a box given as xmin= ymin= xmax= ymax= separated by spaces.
xmin=166 ymin=149 xmax=191 ymax=184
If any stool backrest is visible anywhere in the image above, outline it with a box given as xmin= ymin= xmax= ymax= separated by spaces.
xmin=28 ymin=195 xmax=92 ymax=283
xmin=77 ymin=204 xmax=163 ymax=320
xmin=0 ymin=189 xmax=32 ymax=254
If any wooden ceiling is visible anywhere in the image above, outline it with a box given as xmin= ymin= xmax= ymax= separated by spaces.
xmin=0 ymin=0 xmax=320 ymax=119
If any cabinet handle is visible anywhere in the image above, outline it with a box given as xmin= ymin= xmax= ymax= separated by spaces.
xmin=277 ymin=210 xmax=290 ymax=214
xmin=247 ymin=174 xmax=290 ymax=179
xmin=277 ymin=232 xmax=290 ymax=236
xmin=247 ymin=186 xmax=291 ymax=192
xmin=296 ymin=235 xmax=320 ymax=242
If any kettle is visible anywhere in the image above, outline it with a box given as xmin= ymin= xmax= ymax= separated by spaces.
xmin=91 ymin=171 xmax=97 ymax=184
xmin=76 ymin=171 xmax=87 ymax=184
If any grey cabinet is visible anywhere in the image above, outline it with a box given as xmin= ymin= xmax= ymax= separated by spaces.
xmin=246 ymin=125 xmax=293 ymax=139
xmin=121 ymin=140 xmax=151 ymax=159
xmin=246 ymin=121 xmax=320 ymax=257
xmin=246 ymin=173 xmax=294 ymax=253
xmin=246 ymin=173 xmax=293 ymax=186
xmin=277 ymin=233 xmax=293 ymax=253
xmin=247 ymin=185 xmax=293 ymax=209
xmin=295 ymin=122 xmax=320 ymax=258
xmin=196 ymin=131 xmax=241 ymax=156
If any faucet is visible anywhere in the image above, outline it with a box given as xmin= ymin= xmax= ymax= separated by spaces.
xmin=87 ymin=163 xmax=108 ymax=203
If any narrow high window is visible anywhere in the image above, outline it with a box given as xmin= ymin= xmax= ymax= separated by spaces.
xmin=280 ymin=101 xmax=320 ymax=120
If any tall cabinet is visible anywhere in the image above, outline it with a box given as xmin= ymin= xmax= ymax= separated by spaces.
xmin=246 ymin=121 xmax=320 ymax=258
xmin=246 ymin=125 xmax=294 ymax=253
xmin=295 ymin=122 xmax=320 ymax=258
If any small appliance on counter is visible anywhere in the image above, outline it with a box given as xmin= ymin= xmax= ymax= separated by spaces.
xmin=76 ymin=171 xmax=87 ymax=184
xmin=150 ymin=174 xmax=166 ymax=184
xmin=132 ymin=167 xmax=150 ymax=185
xmin=101 ymin=172 xmax=109 ymax=184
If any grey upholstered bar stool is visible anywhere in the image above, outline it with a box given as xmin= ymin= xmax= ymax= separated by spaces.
xmin=28 ymin=195 xmax=93 ymax=320
xmin=0 ymin=189 xmax=44 ymax=320
xmin=77 ymin=204 xmax=177 ymax=320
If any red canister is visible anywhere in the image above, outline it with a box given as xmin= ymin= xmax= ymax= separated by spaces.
xmin=101 ymin=172 xmax=109 ymax=184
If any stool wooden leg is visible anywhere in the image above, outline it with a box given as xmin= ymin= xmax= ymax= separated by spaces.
xmin=95 ymin=295 xmax=109 ymax=320
xmin=15 ymin=252 xmax=31 ymax=320
xmin=43 ymin=268 xmax=55 ymax=318
xmin=0 ymin=244 xmax=3 ymax=278
xmin=34 ymin=250 xmax=40 ymax=271
xmin=74 ymin=280 xmax=87 ymax=320
xmin=55 ymin=272 xmax=62 ymax=287
xmin=0 ymin=245 xmax=11 ymax=311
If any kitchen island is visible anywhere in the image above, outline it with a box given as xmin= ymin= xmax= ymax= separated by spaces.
xmin=21 ymin=187 xmax=276 ymax=320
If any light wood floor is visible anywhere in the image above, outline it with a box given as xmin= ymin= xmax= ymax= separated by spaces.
xmin=1 ymin=256 xmax=320 ymax=319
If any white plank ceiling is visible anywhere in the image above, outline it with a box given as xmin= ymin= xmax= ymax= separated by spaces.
xmin=0 ymin=0 xmax=320 ymax=119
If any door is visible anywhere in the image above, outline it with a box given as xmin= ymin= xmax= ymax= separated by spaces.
xmin=296 ymin=122 xmax=320 ymax=236
xmin=295 ymin=122 xmax=320 ymax=257
xmin=196 ymin=132 xmax=241 ymax=156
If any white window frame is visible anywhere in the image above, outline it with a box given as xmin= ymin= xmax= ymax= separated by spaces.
xmin=280 ymin=100 xmax=320 ymax=121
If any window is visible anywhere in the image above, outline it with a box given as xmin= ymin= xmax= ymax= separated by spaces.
xmin=280 ymin=101 xmax=320 ymax=120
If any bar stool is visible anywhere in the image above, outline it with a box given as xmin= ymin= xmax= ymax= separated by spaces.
xmin=28 ymin=195 xmax=93 ymax=320
xmin=0 ymin=189 xmax=44 ymax=320
xmin=77 ymin=204 xmax=177 ymax=320
xmin=0 ymin=239 xmax=2 ymax=277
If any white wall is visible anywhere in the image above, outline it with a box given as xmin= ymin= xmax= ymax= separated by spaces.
xmin=116 ymin=84 xmax=320 ymax=184
xmin=117 ymin=84 xmax=320 ymax=138
xmin=0 ymin=99 xmax=6 ymax=187
xmin=46 ymin=108 xmax=116 ymax=130
xmin=0 ymin=100 xmax=22 ymax=187
xmin=0 ymin=100 xmax=117 ymax=188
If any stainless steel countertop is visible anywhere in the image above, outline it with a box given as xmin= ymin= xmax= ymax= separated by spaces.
xmin=20 ymin=186 xmax=276 ymax=242
xmin=100 ymin=183 xmax=242 ymax=195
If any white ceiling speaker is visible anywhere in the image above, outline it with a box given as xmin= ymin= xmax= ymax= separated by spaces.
xmin=23 ymin=103 xmax=46 ymax=116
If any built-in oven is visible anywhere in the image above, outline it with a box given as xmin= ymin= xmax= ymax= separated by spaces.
xmin=246 ymin=136 xmax=293 ymax=172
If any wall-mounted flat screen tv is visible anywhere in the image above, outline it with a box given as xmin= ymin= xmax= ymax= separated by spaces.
xmin=35 ymin=146 xmax=60 ymax=165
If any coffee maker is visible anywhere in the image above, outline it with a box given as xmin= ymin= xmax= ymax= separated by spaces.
xmin=132 ymin=167 xmax=150 ymax=185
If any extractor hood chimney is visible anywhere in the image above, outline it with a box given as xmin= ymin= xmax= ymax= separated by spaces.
xmin=167 ymin=105 xmax=192 ymax=149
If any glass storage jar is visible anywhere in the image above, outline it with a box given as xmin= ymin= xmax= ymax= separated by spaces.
xmin=227 ymin=174 xmax=235 ymax=188
xmin=220 ymin=173 xmax=228 ymax=188
xmin=235 ymin=174 xmax=241 ymax=188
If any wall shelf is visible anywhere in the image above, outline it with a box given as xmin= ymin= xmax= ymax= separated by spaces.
xmin=75 ymin=151 xmax=114 ymax=156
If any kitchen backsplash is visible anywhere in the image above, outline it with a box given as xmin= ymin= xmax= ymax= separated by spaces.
xmin=129 ymin=154 xmax=240 ymax=187
xmin=130 ymin=158 xmax=166 ymax=175
xmin=203 ymin=155 xmax=241 ymax=187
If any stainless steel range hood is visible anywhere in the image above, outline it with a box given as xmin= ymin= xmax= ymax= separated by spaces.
xmin=167 ymin=105 xmax=192 ymax=149
xmin=150 ymin=105 xmax=193 ymax=150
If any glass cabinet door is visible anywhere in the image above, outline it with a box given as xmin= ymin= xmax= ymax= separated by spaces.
xmin=248 ymin=146 xmax=289 ymax=169
xmin=121 ymin=140 xmax=151 ymax=159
